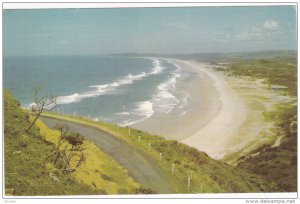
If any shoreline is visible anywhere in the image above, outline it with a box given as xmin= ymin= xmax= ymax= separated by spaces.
xmin=133 ymin=58 xmax=295 ymax=161
xmin=179 ymin=60 xmax=247 ymax=159
xmin=132 ymin=59 xmax=221 ymax=142
xmin=133 ymin=59 xmax=247 ymax=159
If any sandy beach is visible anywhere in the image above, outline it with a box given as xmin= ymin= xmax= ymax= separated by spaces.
xmin=178 ymin=60 xmax=248 ymax=159
xmin=133 ymin=59 xmax=295 ymax=161
xmin=133 ymin=59 xmax=247 ymax=159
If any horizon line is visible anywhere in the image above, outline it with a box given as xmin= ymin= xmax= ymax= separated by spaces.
xmin=3 ymin=49 xmax=297 ymax=58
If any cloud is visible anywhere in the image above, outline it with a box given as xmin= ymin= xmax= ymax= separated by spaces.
xmin=263 ymin=19 xmax=279 ymax=30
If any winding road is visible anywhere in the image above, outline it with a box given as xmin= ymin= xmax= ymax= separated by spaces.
xmin=40 ymin=115 xmax=175 ymax=194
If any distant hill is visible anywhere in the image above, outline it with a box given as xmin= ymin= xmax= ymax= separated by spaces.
xmin=111 ymin=50 xmax=296 ymax=63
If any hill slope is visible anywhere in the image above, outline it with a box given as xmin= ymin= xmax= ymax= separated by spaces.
xmin=211 ymin=57 xmax=297 ymax=192
xmin=4 ymin=90 xmax=140 ymax=195
xmin=4 ymin=90 xmax=279 ymax=195
xmin=42 ymin=112 xmax=279 ymax=193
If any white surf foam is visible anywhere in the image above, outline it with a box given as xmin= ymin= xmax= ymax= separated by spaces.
xmin=152 ymin=65 xmax=182 ymax=114
xmin=135 ymin=101 xmax=154 ymax=118
xmin=55 ymin=58 xmax=165 ymax=105
xmin=118 ymin=101 xmax=154 ymax=127
xmin=177 ymin=91 xmax=190 ymax=109
xmin=56 ymin=93 xmax=81 ymax=104
xmin=149 ymin=58 xmax=164 ymax=75
xmin=121 ymin=60 xmax=188 ymax=126
xmin=116 ymin=112 xmax=130 ymax=115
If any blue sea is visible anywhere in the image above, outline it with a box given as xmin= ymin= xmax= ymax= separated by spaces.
xmin=4 ymin=55 xmax=194 ymax=126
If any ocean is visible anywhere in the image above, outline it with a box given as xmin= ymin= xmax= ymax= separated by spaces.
xmin=4 ymin=55 xmax=194 ymax=126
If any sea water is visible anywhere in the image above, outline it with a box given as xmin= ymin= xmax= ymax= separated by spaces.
xmin=4 ymin=55 xmax=193 ymax=126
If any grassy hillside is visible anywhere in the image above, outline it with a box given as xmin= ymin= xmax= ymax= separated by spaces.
xmin=4 ymin=90 xmax=140 ymax=195
xmin=212 ymin=58 xmax=297 ymax=192
xmin=223 ymin=58 xmax=297 ymax=96
xmin=43 ymin=112 xmax=279 ymax=193
xmin=36 ymin=120 xmax=140 ymax=194
xmin=4 ymin=88 xmax=286 ymax=195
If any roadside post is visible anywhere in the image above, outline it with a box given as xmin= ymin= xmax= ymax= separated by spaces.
xmin=172 ymin=163 xmax=175 ymax=174
xmin=188 ymin=177 xmax=191 ymax=191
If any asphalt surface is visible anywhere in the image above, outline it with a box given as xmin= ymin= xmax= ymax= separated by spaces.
xmin=40 ymin=115 xmax=175 ymax=194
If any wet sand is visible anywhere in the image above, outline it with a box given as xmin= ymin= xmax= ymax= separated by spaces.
xmin=133 ymin=59 xmax=294 ymax=161
xmin=133 ymin=59 xmax=246 ymax=159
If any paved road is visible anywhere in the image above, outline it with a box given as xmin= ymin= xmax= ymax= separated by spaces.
xmin=40 ymin=115 xmax=175 ymax=194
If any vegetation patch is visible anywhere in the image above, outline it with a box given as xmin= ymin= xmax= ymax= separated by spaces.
xmin=43 ymin=111 xmax=278 ymax=193
xmin=4 ymin=90 xmax=140 ymax=195
xmin=213 ymin=57 xmax=297 ymax=192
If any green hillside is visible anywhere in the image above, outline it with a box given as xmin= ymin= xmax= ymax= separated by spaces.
xmin=42 ymin=111 xmax=279 ymax=193
xmin=4 ymin=89 xmax=282 ymax=195
xmin=4 ymin=90 xmax=102 ymax=195
xmin=4 ymin=90 xmax=140 ymax=195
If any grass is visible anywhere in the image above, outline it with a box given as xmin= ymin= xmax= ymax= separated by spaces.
xmin=222 ymin=58 xmax=297 ymax=96
xmin=238 ymin=104 xmax=297 ymax=192
xmin=36 ymin=119 xmax=140 ymax=194
xmin=211 ymin=57 xmax=297 ymax=192
xmin=42 ymin=111 xmax=278 ymax=193
xmin=4 ymin=90 xmax=142 ymax=195
xmin=4 ymin=90 xmax=102 ymax=195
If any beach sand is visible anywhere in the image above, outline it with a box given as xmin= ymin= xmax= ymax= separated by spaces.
xmin=133 ymin=59 xmax=246 ymax=159
xmin=133 ymin=59 xmax=220 ymax=141
xmin=133 ymin=59 xmax=295 ymax=161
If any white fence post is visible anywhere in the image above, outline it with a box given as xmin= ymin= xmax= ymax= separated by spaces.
xmin=172 ymin=163 xmax=175 ymax=174
xmin=188 ymin=177 xmax=191 ymax=191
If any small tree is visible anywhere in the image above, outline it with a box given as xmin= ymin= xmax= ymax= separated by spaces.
xmin=46 ymin=124 xmax=85 ymax=173
xmin=26 ymin=85 xmax=56 ymax=132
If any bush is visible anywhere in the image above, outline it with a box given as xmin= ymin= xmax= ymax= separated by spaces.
xmin=133 ymin=187 xmax=156 ymax=194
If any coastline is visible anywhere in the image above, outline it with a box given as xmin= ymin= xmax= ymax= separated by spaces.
xmin=132 ymin=59 xmax=221 ymax=142
xmin=133 ymin=58 xmax=295 ymax=161
xmin=133 ymin=59 xmax=247 ymax=159
xmin=179 ymin=60 xmax=247 ymax=159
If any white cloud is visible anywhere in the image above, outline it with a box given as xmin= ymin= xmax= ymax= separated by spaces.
xmin=213 ymin=19 xmax=284 ymax=44
xmin=263 ymin=19 xmax=279 ymax=30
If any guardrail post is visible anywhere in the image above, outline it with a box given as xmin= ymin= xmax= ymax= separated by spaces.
xmin=188 ymin=177 xmax=191 ymax=191
xmin=172 ymin=163 xmax=175 ymax=174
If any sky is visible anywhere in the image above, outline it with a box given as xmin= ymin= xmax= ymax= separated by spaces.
xmin=3 ymin=6 xmax=297 ymax=56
